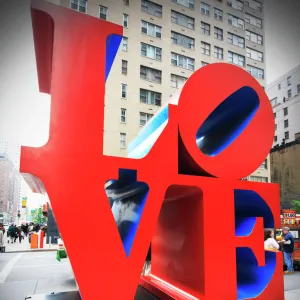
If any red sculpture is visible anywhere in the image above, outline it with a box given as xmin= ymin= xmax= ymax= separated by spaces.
xmin=21 ymin=1 xmax=284 ymax=299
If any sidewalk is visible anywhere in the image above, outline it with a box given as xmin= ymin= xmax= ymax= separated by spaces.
xmin=284 ymin=271 xmax=300 ymax=300
xmin=3 ymin=234 xmax=56 ymax=253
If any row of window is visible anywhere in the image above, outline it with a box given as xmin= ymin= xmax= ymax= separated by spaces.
xmin=121 ymin=70 xmax=188 ymax=98
xmin=72 ymin=0 xmax=264 ymax=44
xmin=71 ymin=0 xmax=262 ymax=15
xmin=271 ymin=84 xmax=300 ymax=107
xmin=120 ymin=109 xmax=153 ymax=127
xmin=122 ymin=40 xmax=264 ymax=78
xmin=278 ymin=77 xmax=299 ymax=91
xmin=274 ymin=131 xmax=290 ymax=143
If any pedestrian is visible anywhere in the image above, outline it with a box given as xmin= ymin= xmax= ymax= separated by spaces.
xmin=278 ymin=226 xmax=295 ymax=274
xmin=0 ymin=223 xmax=5 ymax=245
xmin=18 ymin=226 xmax=24 ymax=243
xmin=7 ymin=224 xmax=15 ymax=243
xmin=0 ymin=224 xmax=4 ymax=247
xmin=264 ymin=229 xmax=279 ymax=251
xmin=13 ymin=225 xmax=18 ymax=243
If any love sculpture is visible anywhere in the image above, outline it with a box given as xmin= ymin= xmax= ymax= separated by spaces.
xmin=21 ymin=1 xmax=284 ymax=299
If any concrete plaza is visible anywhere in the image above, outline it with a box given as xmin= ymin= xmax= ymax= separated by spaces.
xmin=0 ymin=251 xmax=299 ymax=300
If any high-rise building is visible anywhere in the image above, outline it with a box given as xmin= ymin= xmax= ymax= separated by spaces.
xmin=0 ymin=137 xmax=21 ymax=222
xmin=266 ymin=65 xmax=300 ymax=147
xmin=46 ymin=0 xmax=269 ymax=181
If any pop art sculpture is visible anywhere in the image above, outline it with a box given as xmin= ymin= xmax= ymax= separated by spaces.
xmin=21 ymin=1 xmax=284 ymax=299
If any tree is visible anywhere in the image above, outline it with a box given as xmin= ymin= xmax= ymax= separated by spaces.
xmin=292 ymin=200 xmax=300 ymax=214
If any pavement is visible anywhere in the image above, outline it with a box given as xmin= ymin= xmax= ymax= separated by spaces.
xmin=3 ymin=232 xmax=56 ymax=253
xmin=0 ymin=250 xmax=299 ymax=299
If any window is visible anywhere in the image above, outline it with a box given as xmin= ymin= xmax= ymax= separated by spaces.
xmin=245 ymin=0 xmax=262 ymax=11
xmin=214 ymin=27 xmax=223 ymax=40
xmin=121 ymin=84 xmax=127 ymax=98
xmin=120 ymin=109 xmax=127 ymax=123
xmin=260 ymin=159 xmax=267 ymax=169
xmin=270 ymin=97 xmax=277 ymax=107
xmin=284 ymin=119 xmax=289 ymax=128
xmin=141 ymin=0 xmax=162 ymax=18
xmin=172 ymin=0 xmax=195 ymax=9
xmin=122 ymin=60 xmax=128 ymax=75
xmin=287 ymin=76 xmax=291 ymax=86
xmin=141 ymin=21 xmax=162 ymax=38
xmin=171 ymin=52 xmax=195 ymax=70
xmin=201 ymin=22 xmax=210 ymax=35
xmin=228 ymin=51 xmax=245 ymax=67
xmin=140 ymin=89 xmax=161 ymax=106
xmin=200 ymin=2 xmax=210 ymax=15
xmin=247 ymin=65 xmax=264 ymax=79
xmin=201 ymin=61 xmax=209 ymax=67
xmin=249 ymin=176 xmax=268 ymax=183
xmin=70 ymin=0 xmax=87 ymax=13
xmin=227 ymin=0 xmax=244 ymax=10
xmin=297 ymin=84 xmax=300 ymax=94
xmin=171 ymin=74 xmax=188 ymax=89
xmin=274 ymin=112 xmax=276 ymax=118
xmin=140 ymin=66 xmax=162 ymax=83
xmin=245 ymin=13 xmax=262 ymax=28
xmin=120 ymin=133 xmax=126 ymax=149
xmin=274 ymin=135 xmax=277 ymax=142
xmin=228 ymin=14 xmax=245 ymax=30
xmin=246 ymin=48 xmax=263 ymax=62
xmin=122 ymin=37 xmax=128 ymax=51
xmin=214 ymin=46 xmax=223 ymax=59
xmin=284 ymin=107 xmax=288 ymax=116
xmin=246 ymin=30 xmax=263 ymax=45
xmin=288 ymin=89 xmax=292 ymax=99
xmin=99 ymin=5 xmax=108 ymax=20
xmin=171 ymin=31 xmax=195 ymax=49
xmin=171 ymin=10 xmax=195 ymax=30
xmin=123 ymin=14 xmax=129 ymax=28
xmin=214 ymin=8 xmax=223 ymax=21
xmin=275 ymin=124 xmax=277 ymax=130
xmin=278 ymin=84 xmax=281 ymax=90
xmin=124 ymin=0 xmax=129 ymax=6
xmin=201 ymin=42 xmax=211 ymax=56
xmin=285 ymin=131 xmax=289 ymax=140
xmin=228 ymin=32 xmax=245 ymax=48
xmin=141 ymin=43 xmax=162 ymax=60
xmin=140 ymin=112 xmax=154 ymax=126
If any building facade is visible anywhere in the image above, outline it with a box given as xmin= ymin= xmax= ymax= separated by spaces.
xmin=0 ymin=137 xmax=21 ymax=223
xmin=266 ymin=65 xmax=300 ymax=147
xmin=46 ymin=0 xmax=269 ymax=181
xmin=271 ymin=136 xmax=300 ymax=206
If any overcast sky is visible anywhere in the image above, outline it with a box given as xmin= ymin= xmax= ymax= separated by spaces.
xmin=0 ymin=0 xmax=299 ymax=146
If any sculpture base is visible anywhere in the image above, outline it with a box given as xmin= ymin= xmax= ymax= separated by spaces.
xmin=25 ymin=286 xmax=162 ymax=300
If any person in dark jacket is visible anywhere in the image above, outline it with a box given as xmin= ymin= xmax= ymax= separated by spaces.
xmin=279 ymin=226 xmax=295 ymax=274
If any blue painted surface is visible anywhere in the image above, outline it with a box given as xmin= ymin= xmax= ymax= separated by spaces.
xmin=105 ymin=34 xmax=122 ymax=82
xmin=235 ymin=190 xmax=275 ymax=299
xmin=236 ymin=249 xmax=276 ymax=300
xmin=235 ymin=217 xmax=257 ymax=237
xmin=196 ymin=86 xmax=260 ymax=157
xmin=234 ymin=190 xmax=274 ymax=229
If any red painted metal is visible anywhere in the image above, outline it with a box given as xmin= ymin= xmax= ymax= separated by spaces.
xmin=20 ymin=1 xmax=284 ymax=299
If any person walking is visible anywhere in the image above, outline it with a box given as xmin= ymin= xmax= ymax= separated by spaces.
xmin=7 ymin=224 xmax=15 ymax=243
xmin=278 ymin=226 xmax=295 ymax=274
xmin=0 ymin=223 xmax=5 ymax=248
xmin=18 ymin=226 xmax=23 ymax=243
xmin=264 ymin=229 xmax=279 ymax=251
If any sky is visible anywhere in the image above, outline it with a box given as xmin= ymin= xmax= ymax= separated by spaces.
xmin=0 ymin=0 xmax=299 ymax=147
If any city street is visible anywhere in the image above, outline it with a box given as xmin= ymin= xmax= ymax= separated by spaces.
xmin=0 ymin=251 xmax=299 ymax=300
